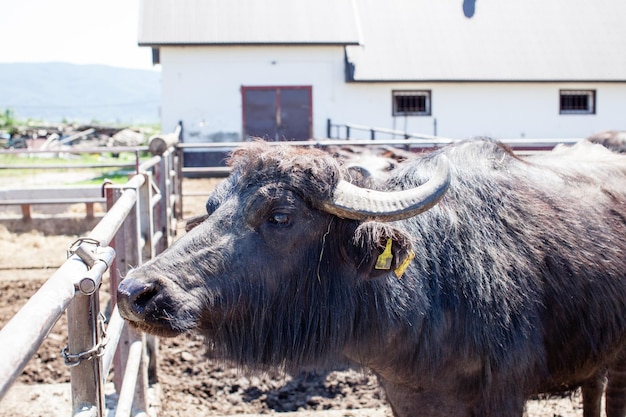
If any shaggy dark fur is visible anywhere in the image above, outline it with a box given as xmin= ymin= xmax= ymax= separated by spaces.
xmin=118 ymin=139 xmax=626 ymax=417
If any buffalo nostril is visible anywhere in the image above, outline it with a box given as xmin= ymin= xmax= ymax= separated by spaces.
xmin=132 ymin=284 xmax=159 ymax=313
xmin=117 ymin=279 xmax=160 ymax=321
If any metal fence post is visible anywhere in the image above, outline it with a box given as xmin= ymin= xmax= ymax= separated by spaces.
xmin=109 ymin=182 xmax=150 ymax=415
xmin=66 ymin=278 xmax=105 ymax=416
xmin=66 ymin=244 xmax=115 ymax=417
xmin=161 ymin=152 xmax=174 ymax=247
xmin=138 ymin=172 xmax=155 ymax=263
xmin=114 ymin=333 xmax=147 ymax=417
xmin=108 ymin=186 xmax=126 ymax=394
xmin=153 ymin=156 xmax=169 ymax=254
xmin=172 ymin=147 xmax=184 ymax=221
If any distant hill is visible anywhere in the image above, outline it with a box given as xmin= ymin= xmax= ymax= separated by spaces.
xmin=0 ymin=63 xmax=160 ymax=125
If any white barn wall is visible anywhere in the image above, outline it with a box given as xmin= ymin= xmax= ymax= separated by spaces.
xmin=160 ymin=46 xmax=346 ymax=142
xmin=160 ymin=46 xmax=626 ymax=142
xmin=335 ymin=82 xmax=626 ymax=140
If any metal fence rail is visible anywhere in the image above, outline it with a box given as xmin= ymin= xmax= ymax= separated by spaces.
xmin=324 ymin=118 xmax=584 ymax=152
xmin=0 ymin=185 xmax=106 ymax=220
xmin=0 ymin=130 xmax=183 ymax=417
xmin=177 ymin=135 xmax=583 ymax=178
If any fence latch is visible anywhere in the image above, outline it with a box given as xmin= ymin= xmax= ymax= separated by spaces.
xmin=62 ymin=313 xmax=108 ymax=367
xmin=67 ymin=238 xmax=116 ymax=295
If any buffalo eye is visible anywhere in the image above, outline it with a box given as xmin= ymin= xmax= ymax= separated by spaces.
xmin=268 ymin=212 xmax=290 ymax=226
xmin=205 ymin=198 xmax=220 ymax=215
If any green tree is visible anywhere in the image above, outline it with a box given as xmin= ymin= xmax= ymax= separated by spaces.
xmin=0 ymin=109 xmax=15 ymax=129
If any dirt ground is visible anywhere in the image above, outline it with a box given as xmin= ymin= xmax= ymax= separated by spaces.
xmin=0 ymin=178 xmax=589 ymax=416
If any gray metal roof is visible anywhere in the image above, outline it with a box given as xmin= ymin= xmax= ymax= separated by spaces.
xmin=139 ymin=0 xmax=626 ymax=81
xmin=138 ymin=0 xmax=360 ymax=45
xmin=346 ymin=0 xmax=626 ymax=82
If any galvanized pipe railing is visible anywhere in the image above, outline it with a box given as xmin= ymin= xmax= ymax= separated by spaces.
xmin=0 ymin=182 xmax=139 ymax=400
xmin=102 ymin=306 xmax=125 ymax=376
xmin=176 ymin=136 xmax=583 ymax=152
xmin=115 ymin=339 xmax=145 ymax=417
xmin=0 ymin=253 xmax=87 ymax=398
xmin=0 ymin=127 xmax=183 ymax=416
xmin=107 ymin=179 xmax=149 ymax=415
xmin=0 ymin=146 xmax=150 ymax=155
xmin=66 ymin=245 xmax=116 ymax=417
xmin=0 ymin=146 xmax=149 ymax=173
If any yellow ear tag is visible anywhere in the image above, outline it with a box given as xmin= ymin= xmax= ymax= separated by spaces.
xmin=394 ymin=250 xmax=415 ymax=279
xmin=375 ymin=238 xmax=393 ymax=270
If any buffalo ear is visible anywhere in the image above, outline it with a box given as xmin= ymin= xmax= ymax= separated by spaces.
xmin=351 ymin=222 xmax=415 ymax=279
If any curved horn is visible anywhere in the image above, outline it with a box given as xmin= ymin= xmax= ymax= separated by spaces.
xmin=321 ymin=155 xmax=451 ymax=222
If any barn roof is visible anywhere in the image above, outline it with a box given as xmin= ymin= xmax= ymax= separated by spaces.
xmin=138 ymin=0 xmax=360 ymax=46
xmin=138 ymin=0 xmax=626 ymax=82
xmin=346 ymin=0 xmax=626 ymax=82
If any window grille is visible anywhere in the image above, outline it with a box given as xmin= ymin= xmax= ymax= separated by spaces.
xmin=560 ymin=90 xmax=595 ymax=114
xmin=393 ymin=90 xmax=431 ymax=116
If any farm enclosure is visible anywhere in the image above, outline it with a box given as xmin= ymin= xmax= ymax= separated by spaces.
xmin=0 ymin=136 xmax=608 ymax=416
xmin=0 ymin=176 xmax=591 ymax=417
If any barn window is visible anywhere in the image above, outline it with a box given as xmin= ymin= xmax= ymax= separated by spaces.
xmin=392 ymin=90 xmax=431 ymax=116
xmin=559 ymin=90 xmax=596 ymax=115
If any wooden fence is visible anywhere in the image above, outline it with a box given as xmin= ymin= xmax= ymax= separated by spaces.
xmin=0 ymin=130 xmax=183 ymax=417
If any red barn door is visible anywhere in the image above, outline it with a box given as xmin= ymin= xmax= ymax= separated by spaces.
xmin=242 ymin=86 xmax=312 ymax=141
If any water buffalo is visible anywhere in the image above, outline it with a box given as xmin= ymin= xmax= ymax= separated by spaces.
xmin=118 ymin=139 xmax=626 ymax=417
xmin=326 ymin=144 xmax=409 ymax=183
xmin=588 ymin=131 xmax=626 ymax=154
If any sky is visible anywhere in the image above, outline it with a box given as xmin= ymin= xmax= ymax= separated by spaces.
xmin=0 ymin=0 xmax=156 ymax=71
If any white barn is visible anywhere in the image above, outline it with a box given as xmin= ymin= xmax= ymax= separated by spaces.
xmin=139 ymin=0 xmax=626 ymax=152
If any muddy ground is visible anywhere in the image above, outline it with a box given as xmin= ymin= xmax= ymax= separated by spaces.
xmin=0 ymin=179 xmax=588 ymax=416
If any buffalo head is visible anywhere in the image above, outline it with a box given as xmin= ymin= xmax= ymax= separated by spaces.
xmin=117 ymin=143 xmax=449 ymax=367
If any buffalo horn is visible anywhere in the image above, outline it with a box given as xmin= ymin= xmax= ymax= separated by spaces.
xmin=321 ymin=155 xmax=451 ymax=222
